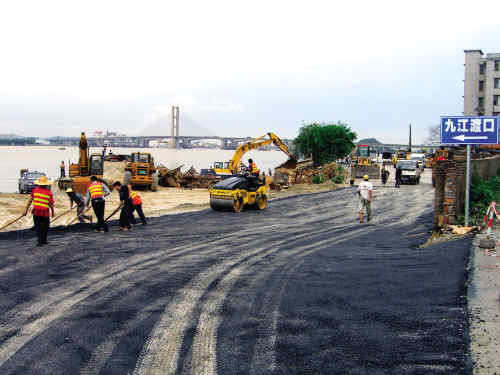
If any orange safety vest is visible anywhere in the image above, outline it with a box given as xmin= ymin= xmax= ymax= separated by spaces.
xmin=130 ymin=190 xmax=142 ymax=205
xmin=88 ymin=181 xmax=104 ymax=199
xmin=33 ymin=189 xmax=52 ymax=210
xmin=250 ymin=162 xmax=259 ymax=175
xmin=32 ymin=187 xmax=53 ymax=217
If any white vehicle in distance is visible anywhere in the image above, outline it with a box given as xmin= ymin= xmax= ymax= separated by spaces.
xmin=409 ymin=153 xmax=425 ymax=170
xmin=396 ymin=160 xmax=421 ymax=184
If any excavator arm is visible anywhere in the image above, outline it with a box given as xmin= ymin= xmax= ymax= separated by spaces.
xmin=227 ymin=133 xmax=296 ymax=174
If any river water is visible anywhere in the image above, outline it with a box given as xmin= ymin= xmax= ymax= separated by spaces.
xmin=0 ymin=146 xmax=289 ymax=192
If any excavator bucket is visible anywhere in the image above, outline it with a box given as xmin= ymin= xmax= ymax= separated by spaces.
xmin=352 ymin=165 xmax=381 ymax=179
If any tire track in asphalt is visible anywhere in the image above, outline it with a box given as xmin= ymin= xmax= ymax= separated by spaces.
xmin=136 ymin=186 xmax=427 ymax=375
xmin=0 ymin=229 xmax=285 ymax=369
xmin=133 ymin=184 xmax=430 ymax=375
xmin=131 ymin=223 xmax=359 ymax=375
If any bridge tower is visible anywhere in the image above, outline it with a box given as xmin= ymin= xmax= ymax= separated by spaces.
xmin=170 ymin=105 xmax=180 ymax=148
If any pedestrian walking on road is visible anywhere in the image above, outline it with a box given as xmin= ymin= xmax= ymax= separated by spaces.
xmin=395 ymin=166 xmax=402 ymax=188
xmin=86 ymin=176 xmax=110 ymax=232
xmin=113 ymin=181 xmax=133 ymax=231
xmin=23 ymin=176 xmax=55 ymax=246
xmin=66 ymin=187 xmax=92 ymax=224
xmin=60 ymin=161 xmax=66 ymax=178
xmin=358 ymin=175 xmax=373 ymax=223
xmin=129 ymin=188 xmax=147 ymax=225
xmin=381 ymin=165 xmax=389 ymax=185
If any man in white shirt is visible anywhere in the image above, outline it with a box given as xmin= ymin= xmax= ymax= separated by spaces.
xmin=358 ymin=175 xmax=373 ymax=223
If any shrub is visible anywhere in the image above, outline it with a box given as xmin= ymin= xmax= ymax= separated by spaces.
xmin=468 ymin=172 xmax=500 ymax=224
xmin=332 ymin=175 xmax=344 ymax=184
xmin=312 ymin=174 xmax=326 ymax=184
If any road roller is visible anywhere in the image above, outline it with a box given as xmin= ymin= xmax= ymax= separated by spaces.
xmin=209 ymin=175 xmax=268 ymax=212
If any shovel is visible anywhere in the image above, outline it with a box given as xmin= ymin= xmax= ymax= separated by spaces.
xmin=0 ymin=214 xmax=25 ymax=231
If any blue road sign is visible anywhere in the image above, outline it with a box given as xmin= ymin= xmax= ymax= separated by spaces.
xmin=440 ymin=116 xmax=499 ymax=145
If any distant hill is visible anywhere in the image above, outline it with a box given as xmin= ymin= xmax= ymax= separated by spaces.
xmin=140 ymin=113 xmax=215 ymax=137
xmin=357 ymin=138 xmax=382 ymax=144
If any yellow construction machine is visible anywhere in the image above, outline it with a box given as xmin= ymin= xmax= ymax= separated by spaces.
xmin=392 ymin=149 xmax=410 ymax=167
xmin=212 ymin=132 xmax=296 ymax=176
xmin=352 ymin=145 xmax=380 ymax=179
xmin=124 ymin=152 xmax=158 ymax=191
xmin=58 ymin=132 xmax=105 ymax=194
xmin=210 ymin=176 xmax=268 ymax=212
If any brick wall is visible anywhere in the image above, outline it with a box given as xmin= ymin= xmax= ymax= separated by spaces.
xmin=434 ymin=156 xmax=500 ymax=228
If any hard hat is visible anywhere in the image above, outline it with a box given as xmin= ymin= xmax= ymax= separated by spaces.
xmin=35 ymin=176 xmax=53 ymax=185
xmin=66 ymin=188 xmax=73 ymax=193
xmin=363 ymin=175 xmax=369 ymax=180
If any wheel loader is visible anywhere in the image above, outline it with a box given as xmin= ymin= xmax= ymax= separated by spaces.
xmin=352 ymin=145 xmax=380 ymax=179
xmin=209 ymin=175 xmax=268 ymax=212
xmin=124 ymin=152 xmax=158 ymax=191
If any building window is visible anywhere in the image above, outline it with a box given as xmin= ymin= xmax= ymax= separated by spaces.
xmin=495 ymin=78 xmax=500 ymax=89
xmin=479 ymin=80 xmax=484 ymax=91
xmin=494 ymin=95 xmax=500 ymax=106
xmin=496 ymin=60 xmax=500 ymax=71
xmin=478 ymin=97 xmax=484 ymax=107
xmin=494 ymin=112 xmax=500 ymax=116
xmin=480 ymin=63 xmax=485 ymax=74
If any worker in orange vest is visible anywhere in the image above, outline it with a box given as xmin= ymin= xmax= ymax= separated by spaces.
xmin=129 ymin=188 xmax=147 ymax=225
xmin=86 ymin=176 xmax=111 ymax=232
xmin=248 ymin=158 xmax=260 ymax=177
xmin=23 ymin=176 xmax=55 ymax=246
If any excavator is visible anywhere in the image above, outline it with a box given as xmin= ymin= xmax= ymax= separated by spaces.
xmin=209 ymin=132 xmax=296 ymax=212
xmin=58 ymin=132 xmax=105 ymax=194
xmin=212 ymin=132 xmax=296 ymax=176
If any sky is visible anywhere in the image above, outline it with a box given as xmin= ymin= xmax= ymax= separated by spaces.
xmin=0 ymin=0 xmax=499 ymax=144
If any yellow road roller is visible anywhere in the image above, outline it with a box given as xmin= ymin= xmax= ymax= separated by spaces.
xmin=209 ymin=176 xmax=268 ymax=212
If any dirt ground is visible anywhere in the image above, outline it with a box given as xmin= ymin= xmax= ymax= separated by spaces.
xmin=0 ymin=161 xmax=344 ymax=232
xmin=0 ymin=169 xmax=474 ymax=374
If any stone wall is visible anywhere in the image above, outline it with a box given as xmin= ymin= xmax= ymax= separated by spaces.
xmin=434 ymin=156 xmax=500 ymax=228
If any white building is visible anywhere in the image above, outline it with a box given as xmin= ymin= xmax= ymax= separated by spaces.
xmin=464 ymin=50 xmax=500 ymax=116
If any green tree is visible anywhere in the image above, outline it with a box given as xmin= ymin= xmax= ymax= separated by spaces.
xmin=294 ymin=122 xmax=357 ymax=166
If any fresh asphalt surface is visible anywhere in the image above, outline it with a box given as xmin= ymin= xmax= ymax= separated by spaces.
xmin=0 ymin=172 xmax=472 ymax=374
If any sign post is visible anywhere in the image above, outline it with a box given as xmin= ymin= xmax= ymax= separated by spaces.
xmin=440 ymin=116 xmax=499 ymax=226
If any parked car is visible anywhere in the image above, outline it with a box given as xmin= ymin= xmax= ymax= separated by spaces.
xmin=396 ymin=160 xmax=420 ymax=184
xmin=18 ymin=170 xmax=47 ymax=194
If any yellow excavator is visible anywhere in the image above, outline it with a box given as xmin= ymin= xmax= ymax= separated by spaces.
xmin=212 ymin=132 xmax=296 ymax=176
xmin=58 ymin=132 xmax=105 ymax=194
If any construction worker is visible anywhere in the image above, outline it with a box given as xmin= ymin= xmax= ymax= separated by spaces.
xmin=358 ymin=175 xmax=373 ymax=223
xmin=395 ymin=166 xmax=402 ymax=188
xmin=129 ymin=188 xmax=147 ymax=225
xmin=23 ymin=176 xmax=55 ymax=246
xmin=60 ymin=161 xmax=66 ymax=178
xmin=248 ymin=158 xmax=259 ymax=177
xmin=66 ymin=187 xmax=92 ymax=224
xmin=381 ymin=165 xmax=389 ymax=185
xmin=113 ymin=181 xmax=133 ymax=231
xmin=86 ymin=176 xmax=110 ymax=232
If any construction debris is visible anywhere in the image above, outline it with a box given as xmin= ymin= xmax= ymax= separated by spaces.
xmin=271 ymin=161 xmax=346 ymax=190
xmin=157 ymin=165 xmax=217 ymax=189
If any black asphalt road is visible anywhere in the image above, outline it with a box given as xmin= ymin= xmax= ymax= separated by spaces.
xmin=0 ymin=179 xmax=472 ymax=374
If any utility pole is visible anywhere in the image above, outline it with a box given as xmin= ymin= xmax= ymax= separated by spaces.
xmin=408 ymin=124 xmax=412 ymax=153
